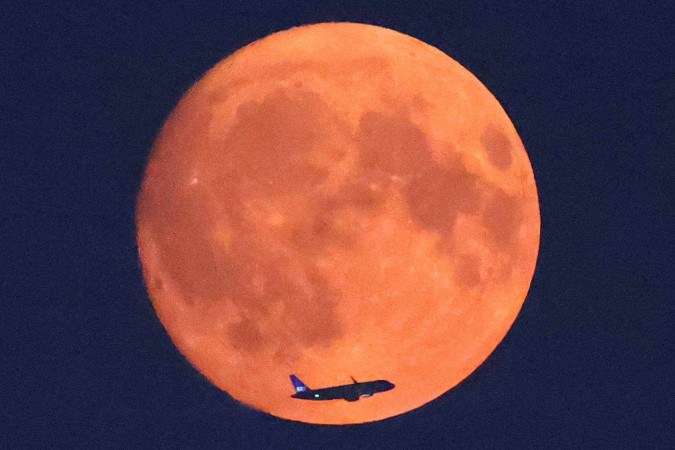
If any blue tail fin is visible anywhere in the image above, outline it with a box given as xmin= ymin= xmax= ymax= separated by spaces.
xmin=290 ymin=375 xmax=308 ymax=393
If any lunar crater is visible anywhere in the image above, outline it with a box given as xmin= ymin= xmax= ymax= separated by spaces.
xmin=223 ymin=254 xmax=345 ymax=357
xmin=481 ymin=124 xmax=513 ymax=170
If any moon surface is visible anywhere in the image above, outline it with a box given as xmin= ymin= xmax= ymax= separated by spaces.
xmin=136 ymin=22 xmax=540 ymax=424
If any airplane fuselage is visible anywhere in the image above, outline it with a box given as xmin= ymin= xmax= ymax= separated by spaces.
xmin=291 ymin=379 xmax=394 ymax=402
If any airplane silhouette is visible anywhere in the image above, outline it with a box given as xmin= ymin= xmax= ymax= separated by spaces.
xmin=290 ymin=375 xmax=395 ymax=402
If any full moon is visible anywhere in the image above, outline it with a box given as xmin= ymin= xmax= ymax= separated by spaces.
xmin=136 ymin=22 xmax=540 ymax=424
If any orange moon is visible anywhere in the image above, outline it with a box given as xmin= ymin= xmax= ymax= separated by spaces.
xmin=136 ymin=22 xmax=540 ymax=424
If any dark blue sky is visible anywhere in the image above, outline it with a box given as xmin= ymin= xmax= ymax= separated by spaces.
xmin=2 ymin=1 xmax=672 ymax=448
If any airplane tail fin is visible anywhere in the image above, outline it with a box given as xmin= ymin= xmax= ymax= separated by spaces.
xmin=290 ymin=375 xmax=309 ymax=393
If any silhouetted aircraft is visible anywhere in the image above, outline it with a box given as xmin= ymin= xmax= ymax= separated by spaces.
xmin=289 ymin=375 xmax=395 ymax=402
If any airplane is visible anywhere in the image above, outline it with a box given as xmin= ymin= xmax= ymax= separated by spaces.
xmin=289 ymin=374 xmax=395 ymax=402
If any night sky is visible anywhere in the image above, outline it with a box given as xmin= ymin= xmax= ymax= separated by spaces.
xmin=3 ymin=1 xmax=672 ymax=448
